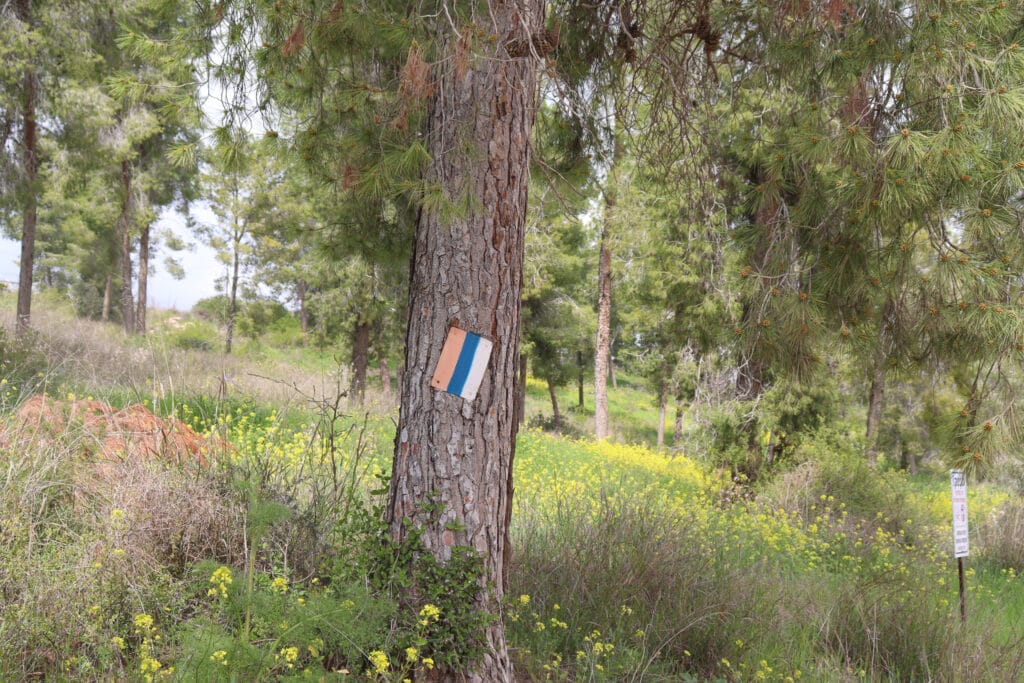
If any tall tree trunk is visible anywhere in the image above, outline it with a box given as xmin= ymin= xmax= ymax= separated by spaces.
xmin=102 ymin=273 xmax=113 ymax=322
xmin=135 ymin=222 xmax=150 ymax=333
xmin=548 ymin=377 xmax=561 ymax=431
xmin=385 ymin=5 xmax=542 ymax=678
xmin=594 ymin=133 xmax=622 ymax=440
xmin=118 ymin=159 xmax=136 ymax=335
xmin=297 ymin=279 xmax=309 ymax=341
xmin=225 ymin=235 xmax=240 ymax=354
xmin=349 ymin=319 xmax=370 ymax=405
xmin=864 ymin=355 xmax=886 ymax=468
xmin=15 ymin=0 xmax=37 ymax=338
xmin=577 ymin=349 xmax=585 ymax=408
xmin=594 ymin=235 xmax=612 ymax=439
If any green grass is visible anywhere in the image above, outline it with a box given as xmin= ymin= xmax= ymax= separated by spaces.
xmin=523 ymin=370 xmax=666 ymax=446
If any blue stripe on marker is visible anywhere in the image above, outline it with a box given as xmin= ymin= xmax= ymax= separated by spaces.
xmin=447 ymin=332 xmax=480 ymax=397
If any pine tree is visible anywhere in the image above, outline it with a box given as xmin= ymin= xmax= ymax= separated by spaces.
xmin=724 ymin=0 xmax=1024 ymax=469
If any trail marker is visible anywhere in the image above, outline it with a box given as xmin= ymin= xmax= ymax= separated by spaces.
xmin=950 ymin=469 xmax=968 ymax=623
xmin=431 ymin=327 xmax=493 ymax=402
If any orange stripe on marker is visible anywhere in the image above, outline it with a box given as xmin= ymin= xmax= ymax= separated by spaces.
xmin=431 ymin=327 xmax=466 ymax=390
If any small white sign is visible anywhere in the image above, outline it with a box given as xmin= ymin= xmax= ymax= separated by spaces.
xmin=950 ymin=469 xmax=969 ymax=558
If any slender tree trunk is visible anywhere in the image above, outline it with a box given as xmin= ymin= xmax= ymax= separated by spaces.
xmin=594 ymin=235 xmax=612 ymax=439
xmin=379 ymin=355 xmax=392 ymax=403
xmin=656 ymin=372 xmax=668 ymax=450
xmin=674 ymin=398 xmax=684 ymax=446
xmin=904 ymin=439 xmax=918 ymax=474
xmin=102 ymin=274 xmax=113 ymax=322
xmin=297 ymin=279 xmax=309 ymax=341
xmin=548 ymin=377 xmax=561 ymax=431
xmin=385 ymin=5 xmax=542 ymax=678
xmin=135 ymin=222 xmax=150 ymax=333
xmin=225 ymin=235 xmax=240 ymax=354
xmin=610 ymin=353 xmax=618 ymax=389
xmin=349 ymin=319 xmax=370 ymax=405
xmin=118 ymin=159 xmax=136 ymax=335
xmin=864 ymin=355 xmax=885 ymax=468
xmin=15 ymin=1 xmax=37 ymax=338
xmin=577 ymin=350 xmax=585 ymax=408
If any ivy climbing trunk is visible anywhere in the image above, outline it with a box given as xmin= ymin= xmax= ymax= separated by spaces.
xmin=15 ymin=0 xmax=36 ymax=338
xmin=385 ymin=2 xmax=544 ymax=679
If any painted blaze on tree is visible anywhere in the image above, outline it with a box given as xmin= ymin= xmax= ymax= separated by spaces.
xmin=384 ymin=1 xmax=546 ymax=679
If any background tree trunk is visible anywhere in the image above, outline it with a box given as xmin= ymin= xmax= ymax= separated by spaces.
xmin=864 ymin=357 xmax=886 ymax=468
xmin=102 ymin=274 xmax=113 ymax=322
xmin=135 ymin=222 xmax=149 ymax=333
xmin=15 ymin=0 xmax=37 ymax=338
xmin=225 ymin=234 xmax=240 ymax=354
xmin=298 ymin=279 xmax=309 ymax=341
xmin=657 ymin=371 xmax=668 ymax=450
xmin=594 ymin=235 xmax=612 ymax=439
xmin=379 ymin=355 xmax=392 ymax=403
xmin=577 ymin=350 xmax=585 ymax=408
xmin=674 ymin=399 xmax=684 ymax=447
xmin=118 ymin=160 xmax=136 ymax=335
xmin=516 ymin=352 xmax=527 ymax=425
xmin=384 ymin=3 xmax=542 ymax=678
xmin=548 ymin=377 xmax=561 ymax=431
xmin=349 ymin=319 xmax=370 ymax=405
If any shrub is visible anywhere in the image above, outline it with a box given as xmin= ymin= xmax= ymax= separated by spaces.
xmin=163 ymin=320 xmax=220 ymax=352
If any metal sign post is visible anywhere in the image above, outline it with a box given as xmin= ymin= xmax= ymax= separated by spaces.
xmin=950 ymin=469 xmax=969 ymax=623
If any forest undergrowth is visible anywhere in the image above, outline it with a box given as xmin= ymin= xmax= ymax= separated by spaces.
xmin=2 ymin=302 xmax=1024 ymax=682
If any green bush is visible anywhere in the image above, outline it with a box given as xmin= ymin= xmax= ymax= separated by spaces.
xmin=163 ymin=320 xmax=220 ymax=352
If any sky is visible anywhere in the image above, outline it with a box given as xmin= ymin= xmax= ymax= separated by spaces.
xmin=0 ymin=207 xmax=224 ymax=311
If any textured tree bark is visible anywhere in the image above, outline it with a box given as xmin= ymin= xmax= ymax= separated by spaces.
xmin=102 ymin=273 xmax=113 ymax=322
xmin=548 ymin=376 xmax=561 ymax=431
xmin=594 ymin=235 xmax=612 ymax=440
xmin=118 ymin=159 xmax=136 ymax=335
xmin=136 ymin=222 xmax=150 ymax=333
xmin=349 ymin=319 xmax=370 ymax=405
xmin=15 ymin=0 xmax=36 ymax=338
xmin=385 ymin=3 xmax=543 ymax=679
